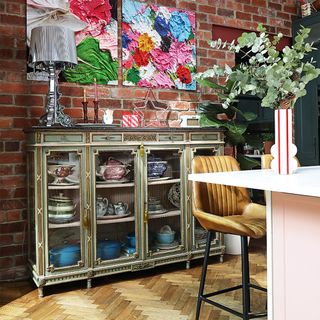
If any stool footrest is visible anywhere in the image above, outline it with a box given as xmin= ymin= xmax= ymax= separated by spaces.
xmin=204 ymin=284 xmax=242 ymax=298
xmin=201 ymin=283 xmax=267 ymax=319
xmin=250 ymin=283 xmax=267 ymax=292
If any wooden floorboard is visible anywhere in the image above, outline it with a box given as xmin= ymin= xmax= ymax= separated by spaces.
xmin=0 ymin=238 xmax=266 ymax=319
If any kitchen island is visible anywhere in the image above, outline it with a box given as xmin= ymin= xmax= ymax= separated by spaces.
xmin=189 ymin=166 xmax=320 ymax=320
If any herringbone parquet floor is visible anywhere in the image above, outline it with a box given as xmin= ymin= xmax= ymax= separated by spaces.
xmin=0 ymin=239 xmax=267 ymax=320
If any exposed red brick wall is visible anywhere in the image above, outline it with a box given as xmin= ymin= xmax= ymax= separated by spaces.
xmin=0 ymin=0 xmax=298 ymax=280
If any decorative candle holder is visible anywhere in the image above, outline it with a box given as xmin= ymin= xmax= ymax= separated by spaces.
xmin=81 ymin=101 xmax=88 ymax=123
xmin=93 ymin=100 xmax=99 ymax=123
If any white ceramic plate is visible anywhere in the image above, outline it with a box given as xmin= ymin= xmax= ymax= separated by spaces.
xmin=168 ymin=183 xmax=180 ymax=208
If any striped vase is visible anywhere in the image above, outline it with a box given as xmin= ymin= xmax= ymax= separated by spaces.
xmin=270 ymin=108 xmax=298 ymax=174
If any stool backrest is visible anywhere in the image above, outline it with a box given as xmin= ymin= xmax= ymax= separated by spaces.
xmin=192 ymin=156 xmax=251 ymax=217
xmin=261 ymin=154 xmax=301 ymax=169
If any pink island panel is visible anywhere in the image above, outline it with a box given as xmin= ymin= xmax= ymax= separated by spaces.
xmin=271 ymin=192 xmax=320 ymax=320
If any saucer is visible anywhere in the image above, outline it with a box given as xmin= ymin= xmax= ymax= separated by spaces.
xmin=96 ymin=177 xmax=131 ymax=184
xmin=97 ymin=211 xmax=131 ymax=220
xmin=155 ymin=240 xmax=179 ymax=250
xmin=49 ymin=181 xmax=78 ymax=186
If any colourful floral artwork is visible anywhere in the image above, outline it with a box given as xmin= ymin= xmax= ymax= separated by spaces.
xmin=26 ymin=0 xmax=118 ymax=85
xmin=122 ymin=0 xmax=196 ymax=91
xmin=64 ymin=0 xmax=118 ymax=84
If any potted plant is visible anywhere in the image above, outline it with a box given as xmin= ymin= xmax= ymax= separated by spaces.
xmin=261 ymin=132 xmax=274 ymax=154
xmin=197 ymin=101 xmax=261 ymax=169
xmin=196 ymin=24 xmax=320 ymax=173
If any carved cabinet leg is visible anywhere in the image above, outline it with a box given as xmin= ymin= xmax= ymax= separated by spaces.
xmin=38 ymin=287 xmax=44 ymax=298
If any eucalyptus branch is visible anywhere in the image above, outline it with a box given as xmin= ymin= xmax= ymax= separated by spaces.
xmin=196 ymin=23 xmax=320 ymax=110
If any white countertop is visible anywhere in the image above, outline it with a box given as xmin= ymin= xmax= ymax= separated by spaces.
xmin=188 ymin=166 xmax=320 ymax=198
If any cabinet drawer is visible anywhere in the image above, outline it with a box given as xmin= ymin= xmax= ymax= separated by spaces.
xmin=43 ymin=134 xmax=83 ymax=143
xmin=190 ymin=133 xmax=220 ymax=141
xmin=91 ymin=134 xmax=122 ymax=143
xmin=158 ymin=134 xmax=184 ymax=142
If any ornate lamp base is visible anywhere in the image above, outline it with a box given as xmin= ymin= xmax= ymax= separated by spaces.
xmin=40 ymin=64 xmax=72 ymax=127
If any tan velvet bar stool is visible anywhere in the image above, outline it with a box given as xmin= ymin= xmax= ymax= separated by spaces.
xmin=261 ymin=154 xmax=300 ymax=169
xmin=192 ymin=156 xmax=267 ymax=320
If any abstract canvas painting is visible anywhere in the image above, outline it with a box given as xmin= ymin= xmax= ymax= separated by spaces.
xmin=122 ymin=0 xmax=196 ymax=90
xmin=26 ymin=0 xmax=118 ymax=85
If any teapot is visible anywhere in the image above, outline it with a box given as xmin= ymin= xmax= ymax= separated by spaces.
xmin=96 ymin=196 xmax=108 ymax=217
xmin=114 ymin=202 xmax=129 ymax=215
xmin=107 ymin=203 xmax=115 ymax=215
xmin=96 ymin=157 xmax=130 ymax=181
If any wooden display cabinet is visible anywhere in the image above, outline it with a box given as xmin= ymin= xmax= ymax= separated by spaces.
xmin=26 ymin=127 xmax=225 ymax=297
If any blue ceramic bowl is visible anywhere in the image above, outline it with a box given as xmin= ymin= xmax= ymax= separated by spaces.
xmin=97 ymin=240 xmax=121 ymax=260
xmin=127 ymin=232 xmax=136 ymax=247
xmin=49 ymin=244 xmax=80 ymax=268
xmin=157 ymin=231 xmax=175 ymax=244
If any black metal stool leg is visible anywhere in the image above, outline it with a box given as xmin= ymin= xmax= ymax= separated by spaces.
xmin=196 ymin=231 xmax=213 ymax=320
xmin=241 ymin=236 xmax=250 ymax=320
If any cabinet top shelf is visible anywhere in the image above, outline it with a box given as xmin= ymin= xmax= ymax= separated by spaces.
xmin=25 ymin=126 xmax=224 ymax=133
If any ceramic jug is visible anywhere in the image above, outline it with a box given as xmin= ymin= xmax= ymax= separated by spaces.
xmin=102 ymin=109 xmax=114 ymax=125
xmin=114 ymin=202 xmax=128 ymax=215
xmin=96 ymin=196 xmax=108 ymax=217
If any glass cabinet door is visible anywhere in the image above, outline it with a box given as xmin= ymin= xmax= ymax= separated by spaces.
xmin=93 ymin=147 xmax=138 ymax=265
xmin=45 ymin=149 xmax=84 ymax=272
xmin=144 ymin=147 xmax=185 ymax=258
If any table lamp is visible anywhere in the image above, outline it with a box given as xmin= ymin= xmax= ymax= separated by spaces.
xmin=29 ymin=25 xmax=78 ymax=127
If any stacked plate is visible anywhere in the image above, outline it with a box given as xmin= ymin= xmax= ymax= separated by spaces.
xmin=194 ymin=227 xmax=207 ymax=243
xmin=148 ymin=197 xmax=167 ymax=214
